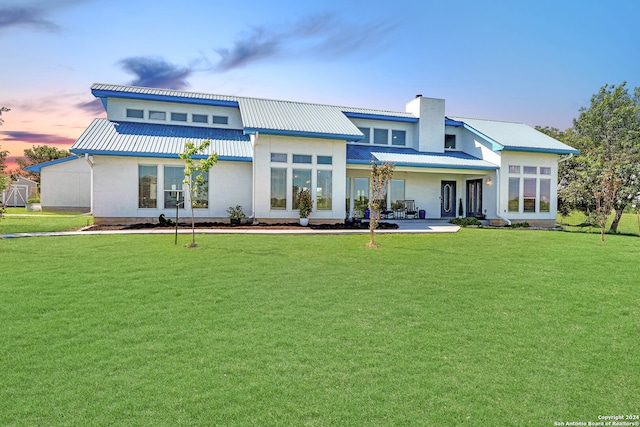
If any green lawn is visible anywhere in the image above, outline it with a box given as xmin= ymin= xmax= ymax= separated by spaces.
xmin=1 ymin=231 xmax=638 ymax=426
xmin=0 ymin=209 xmax=92 ymax=234
xmin=559 ymin=211 xmax=640 ymax=236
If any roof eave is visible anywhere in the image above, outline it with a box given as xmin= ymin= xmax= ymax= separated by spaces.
xmin=91 ymin=88 xmax=240 ymax=108
xmin=501 ymin=146 xmax=581 ymax=155
xmin=244 ymin=127 xmax=360 ymax=141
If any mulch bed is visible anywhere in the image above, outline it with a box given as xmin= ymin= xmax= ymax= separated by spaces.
xmin=86 ymin=221 xmax=399 ymax=231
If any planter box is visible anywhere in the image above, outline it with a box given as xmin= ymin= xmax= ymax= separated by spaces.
xmin=26 ymin=203 xmax=42 ymax=212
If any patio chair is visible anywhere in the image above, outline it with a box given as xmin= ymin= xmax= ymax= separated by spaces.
xmin=377 ymin=199 xmax=394 ymax=220
xmin=405 ymin=200 xmax=419 ymax=219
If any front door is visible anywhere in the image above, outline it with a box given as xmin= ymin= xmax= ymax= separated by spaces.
xmin=466 ymin=179 xmax=483 ymax=217
xmin=440 ymin=181 xmax=456 ymax=218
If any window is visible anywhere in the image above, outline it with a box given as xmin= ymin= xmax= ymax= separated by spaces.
xmin=358 ymin=127 xmax=370 ymax=144
xmin=293 ymin=154 xmax=312 ymax=164
xmin=317 ymin=170 xmax=332 ymax=210
xmin=390 ymin=179 xmax=405 ymax=204
xmin=354 ymin=177 xmax=369 ymax=212
xmin=445 ymin=134 xmax=456 ymax=149
xmin=190 ymin=171 xmax=209 ymax=208
xmin=127 ymin=109 xmax=144 ymax=119
xmin=508 ymin=178 xmax=520 ymax=212
xmin=523 ymin=178 xmax=536 ymax=212
xmin=149 ymin=111 xmax=166 ymax=120
xmin=212 ymin=115 xmax=228 ymax=125
xmin=373 ymin=128 xmax=388 ymax=145
xmin=164 ymin=166 xmax=184 ymax=209
xmin=271 ymin=153 xmax=287 ymax=163
xmin=192 ymin=114 xmax=208 ymax=123
xmin=171 ymin=112 xmax=187 ymax=122
xmin=509 ymin=165 xmax=520 ymax=174
xmin=270 ymin=168 xmax=286 ymax=209
xmin=524 ymin=166 xmax=537 ymax=174
xmin=317 ymin=155 xmax=332 ymax=165
xmin=292 ymin=169 xmax=311 ymax=210
xmin=540 ymin=179 xmax=551 ymax=212
xmin=391 ymin=130 xmax=406 ymax=146
xmin=467 ymin=179 xmax=483 ymax=216
xmin=540 ymin=167 xmax=551 ymax=175
xmin=138 ymin=165 xmax=157 ymax=208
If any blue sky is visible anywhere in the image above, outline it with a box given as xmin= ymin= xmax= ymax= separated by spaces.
xmin=1 ymin=0 xmax=639 ymax=169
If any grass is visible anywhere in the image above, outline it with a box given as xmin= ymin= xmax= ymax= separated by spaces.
xmin=559 ymin=211 xmax=640 ymax=236
xmin=0 ymin=230 xmax=638 ymax=426
xmin=0 ymin=208 xmax=92 ymax=234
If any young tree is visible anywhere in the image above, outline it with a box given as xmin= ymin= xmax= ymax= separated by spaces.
xmin=179 ymin=139 xmax=217 ymax=248
xmin=0 ymin=107 xmax=9 ymax=200
xmin=367 ymin=158 xmax=394 ymax=248
xmin=593 ymin=169 xmax=620 ymax=242
xmin=16 ymin=145 xmax=72 ymax=180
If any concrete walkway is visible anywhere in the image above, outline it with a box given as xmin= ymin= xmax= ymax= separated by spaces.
xmin=1 ymin=220 xmax=459 ymax=239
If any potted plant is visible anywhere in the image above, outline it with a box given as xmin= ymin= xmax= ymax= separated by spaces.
xmin=226 ymin=205 xmax=246 ymax=226
xmin=26 ymin=196 xmax=42 ymax=212
xmin=298 ymin=189 xmax=313 ymax=226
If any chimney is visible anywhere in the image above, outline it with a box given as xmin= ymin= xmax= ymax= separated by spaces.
xmin=406 ymin=95 xmax=445 ymax=153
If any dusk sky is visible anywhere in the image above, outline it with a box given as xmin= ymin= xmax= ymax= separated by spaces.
xmin=1 ymin=0 xmax=639 ymax=170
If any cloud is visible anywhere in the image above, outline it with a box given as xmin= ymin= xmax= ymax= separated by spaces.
xmin=119 ymin=57 xmax=192 ymax=90
xmin=75 ymin=99 xmax=105 ymax=115
xmin=0 ymin=131 xmax=75 ymax=145
xmin=212 ymin=12 xmax=397 ymax=72
xmin=0 ymin=4 xmax=60 ymax=32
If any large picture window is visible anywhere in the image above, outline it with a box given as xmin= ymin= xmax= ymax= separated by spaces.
xmin=316 ymin=170 xmax=332 ymax=210
xmin=271 ymin=168 xmax=286 ymax=209
xmin=540 ymin=179 xmax=551 ymax=212
xmin=390 ymin=179 xmax=405 ymax=205
xmin=164 ymin=166 xmax=185 ymax=209
xmin=508 ymin=178 xmax=520 ymax=212
xmin=354 ymin=177 xmax=369 ymax=212
xmin=523 ymin=178 xmax=536 ymax=212
xmin=292 ymin=169 xmax=311 ymax=210
xmin=138 ymin=165 xmax=157 ymax=208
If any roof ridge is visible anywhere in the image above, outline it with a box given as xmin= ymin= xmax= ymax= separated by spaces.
xmin=450 ymin=116 xmax=524 ymax=125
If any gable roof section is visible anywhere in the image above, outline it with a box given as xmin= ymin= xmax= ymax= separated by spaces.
xmin=24 ymin=155 xmax=81 ymax=173
xmin=347 ymin=145 xmax=499 ymax=170
xmin=451 ymin=117 xmax=579 ymax=154
xmin=70 ymin=119 xmax=252 ymax=161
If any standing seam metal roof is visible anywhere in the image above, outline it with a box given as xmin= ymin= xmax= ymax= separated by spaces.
xmin=70 ymin=119 xmax=253 ymax=159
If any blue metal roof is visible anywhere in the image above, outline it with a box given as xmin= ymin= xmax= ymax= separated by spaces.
xmin=70 ymin=119 xmax=253 ymax=160
xmin=24 ymin=155 xmax=81 ymax=173
xmin=347 ymin=144 xmax=499 ymax=170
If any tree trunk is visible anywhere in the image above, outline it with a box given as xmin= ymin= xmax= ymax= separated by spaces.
xmin=608 ymin=208 xmax=624 ymax=234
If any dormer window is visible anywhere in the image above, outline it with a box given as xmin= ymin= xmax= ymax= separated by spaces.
xmin=126 ymin=108 xmax=144 ymax=119
xmin=445 ymin=134 xmax=456 ymax=149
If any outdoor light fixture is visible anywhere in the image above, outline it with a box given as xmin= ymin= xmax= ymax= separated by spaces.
xmin=486 ymin=178 xmax=492 ymax=186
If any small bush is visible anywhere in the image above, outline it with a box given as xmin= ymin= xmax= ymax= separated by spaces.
xmin=510 ymin=222 xmax=530 ymax=228
xmin=449 ymin=217 xmax=482 ymax=227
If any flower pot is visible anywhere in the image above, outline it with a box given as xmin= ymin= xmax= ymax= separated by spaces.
xmin=230 ymin=218 xmax=241 ymax=226
xmin=299 ymin=218 xmax=309 ymax=226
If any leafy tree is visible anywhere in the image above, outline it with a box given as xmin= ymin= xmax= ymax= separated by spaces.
xmin=17 ymin=145 xmax=72 ymax=181
xmin=573 ymin=82 xmax=640 ymax=233
xmin=367 ymin=158 xmax=394 ymax=248
xmin=593 ymin=169 xmax=620 ymax=242
xmin=179 ymin=139 xmax=218 ymax=248
xmin=0 ymin=106 xmax=9 ymax=126
xmin=538 ymin=83 xmax=640 ymax=233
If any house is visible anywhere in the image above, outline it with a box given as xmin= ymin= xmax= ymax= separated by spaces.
xmin=29 ymin=83 xmax=578 ymax=225
xmin=1 ymin=176 xmax=38 ymax=207
xmin=24 ymin=156 xmax=91 ymax=212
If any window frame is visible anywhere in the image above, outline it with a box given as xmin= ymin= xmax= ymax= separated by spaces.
xmin=127 ymin=108 xmax=144 ymax=119
xmin=192 ymin=114 xmax=208 ymax=123
xmin=373 ymin=128 xmax=388 ymax=145
xmin=316 ymin=170 xmax=332 ymax=210
xmin=170 ymin=112 xmax=188 ymax=122
xmin=444 ymin=134 xmax=456 ymax=150
xmin=149 ymin=111 xmax=166 ymax=121
xmin=270 ymin=168 xmax=287 ymax=210
xmin=138 ymin=165 xmax=157 ymax=208
xmin=212 ymin=115 xmax=228 ymax=125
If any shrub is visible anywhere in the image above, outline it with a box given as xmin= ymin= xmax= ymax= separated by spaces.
xmin=449 ymin=217 xmax=482 ymax=227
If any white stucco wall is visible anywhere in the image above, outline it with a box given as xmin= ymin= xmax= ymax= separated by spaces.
xmin=253 ymin=134 xmax=346 ymax=221
xmin=106 ymin=98 xmax=243 ymax=129
xmin=40 ymin=158 xmax=91 ymax=211
xmin=91 ymin=155 xmax=252 ymax=221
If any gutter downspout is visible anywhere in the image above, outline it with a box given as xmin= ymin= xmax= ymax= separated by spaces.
xmin=495 ymin=170 xmax=511 ymax=226
xmin=250 ymin=132 xmax=258 ymax=222
xmin=559 ymin=153 xmax=573 ymax=163
xmin=84 ymin=154 xmax=94 ymax=215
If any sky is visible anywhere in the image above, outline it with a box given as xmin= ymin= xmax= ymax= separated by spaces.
xmin=1 ymin=0 xmax=639 ymax=171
